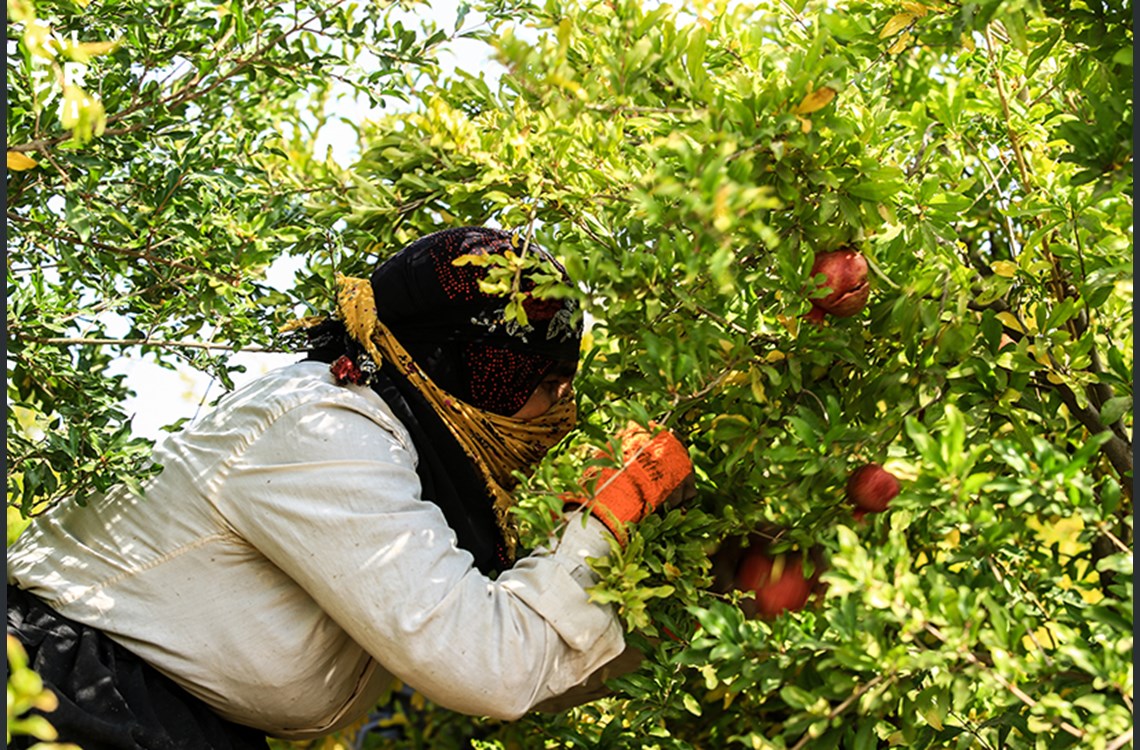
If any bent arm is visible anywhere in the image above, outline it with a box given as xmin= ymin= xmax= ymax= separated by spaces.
xmin=215 ymin=397 xmax=625 ymax=720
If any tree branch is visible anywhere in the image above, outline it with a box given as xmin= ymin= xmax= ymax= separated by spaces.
xmin=985 ymin=30 xmax=1032 ymax=190
xmin=962 ymin=136 xmax=1020 ymax=258
xmin=1039 ymin=376 xmax=1133 ymax=480
xmin=1070 ymin=302 xmax=1129 ymax=445
xmin=6 ymin=211 xmax=243 ymax=285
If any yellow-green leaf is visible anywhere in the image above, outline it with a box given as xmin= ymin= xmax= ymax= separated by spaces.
xmin=991 ymin=260 xmax=1018 ymax=277
xmin=749 ymin=366 xmax=767 ymax=403
xmin=7 ymin=151 xmax=38 ymax=170
xmin=15 ymin=714 xmax=59 ymax=741
xmin=66 ymin=39 xmax=122 ymax=62
xmin=452 ymin=253 xmax=491 ymax=267
xmin=924 ymin=705 xmax=944 ymax=730
xmin=996 ymin=311 xmax=1024 ymax=333
xmin=793 ymin=86 xmax=836 ymax=115
xmin=78 ymin=40 xmax=120 ymax=55
xmin=880 ymin=13 xmax=916 ymax=38
xmin=887 ymin=32 xmax=913 ymax=54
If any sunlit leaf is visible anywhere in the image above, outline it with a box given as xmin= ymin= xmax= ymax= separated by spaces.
xmin=887 ymin=31 xmax=913 ymax=54
xmin=6 ymin=151 xmax=38 ymax=170
xmin=990 ymin=260 xmax=1017 ymax=277
xmin=792 ymin=86 xmax=836 ymax=115
xmin=880 ymin=12 xmax=916 ymax=38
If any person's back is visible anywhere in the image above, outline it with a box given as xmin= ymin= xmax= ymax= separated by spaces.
xmin=8 ymin=227 xmax=694 ymax=748
xmin=9 ymin=362 xmax=409 ymax=735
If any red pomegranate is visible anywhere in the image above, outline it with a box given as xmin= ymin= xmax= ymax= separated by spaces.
xmin=735 ymin=550 xmax=814 ymax=619
xmin=846 ymin=463 xmax=901 ymax=514
xmin=807 ymin=248 xmax=870 ymax=319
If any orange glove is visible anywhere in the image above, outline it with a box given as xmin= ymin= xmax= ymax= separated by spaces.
xmin=565 ymin=423 xmax=694 ymax=545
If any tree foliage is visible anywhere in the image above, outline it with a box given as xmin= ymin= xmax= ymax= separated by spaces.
xmin=6 ymin=0 xmax=1133 ymax=748
xmin=7 ymin=0 xmax=452 ymax=511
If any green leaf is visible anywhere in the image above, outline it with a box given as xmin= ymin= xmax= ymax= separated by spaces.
xmin=1026 ymin=26 xmax=1062 ymax=79
xmin=780 ymin=684 xmax=816 ymax=710
xmin=853 ymin=720 xmax=877 ymax=750
xmin=64 ymin=194 xmax=93 ymax=241
xmin=1099 ymin=396 xmax=1131 ymax=425
xmin=847 ymin=179 xmax=903 ymax=202
xmin=1085 ymin=283 xmax=1115 ymax=309
xmin=1002 ymin=11 xmax=1029 ymax=54
xmin=685 ymin=26 xmax=708 ymax=91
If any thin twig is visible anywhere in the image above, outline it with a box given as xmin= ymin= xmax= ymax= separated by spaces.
xmin=985 ymin=29 xmax=1031 ymax=190
xmin=693 ymin=304 xmax=751 ymax=337
xmin=788 ymin=673 xmax=893 ymax=750
xmin=1095 ymin=523 xmax=1132 ymax=555
xmin=962 ymin=137 xmax=1020 ymax=256
xmin=53 ymin=278 xmax=189 ymax=327
xmin=513 ymin=211 xmax=538 ymax=300
xmin=984 ymin=31 xmax=1073 ymax=308
xmin=35 ymin=144 xmax=73 ymax=186
xmin=1066 ymin=217 xmax=1128 ymax=443
xmin=987 ymin=556 xmax=1057 ymax=660
xmin=23 ymin=336 xmax=281 ymax=353
xmin=777 ymin=0 xmax=812 ymax=31
xmin=584 ymin=103 xmax=704 ymax=116
xmin=947 ymin=709 xmax=998 ymax=750
xmin=6 ymin=211 xmax=242 ymax=285
xmin=1105 ymin=727 xmax=1133 ymax=750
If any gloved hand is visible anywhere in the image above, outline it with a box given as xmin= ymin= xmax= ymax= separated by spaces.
xmin=565 ymin=423 xmax=695 ymax=545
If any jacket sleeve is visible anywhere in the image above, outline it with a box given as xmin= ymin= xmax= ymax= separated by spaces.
xmin=212 ymin=394 xmax=626 ymax=721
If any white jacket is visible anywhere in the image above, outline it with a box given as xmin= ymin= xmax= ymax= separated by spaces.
xmin=7 ymin=362 xmax=625 ymax=738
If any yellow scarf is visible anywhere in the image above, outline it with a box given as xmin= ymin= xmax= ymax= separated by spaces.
xmin=287 ymin=274 xmax=577 ymax=559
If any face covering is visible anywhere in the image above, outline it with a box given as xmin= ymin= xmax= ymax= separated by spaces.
xmin=291 ymin=227 xmax=583 ymax=571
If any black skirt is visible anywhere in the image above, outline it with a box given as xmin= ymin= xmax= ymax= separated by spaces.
xmin=7 ymin=585 xmax=267 ymax=750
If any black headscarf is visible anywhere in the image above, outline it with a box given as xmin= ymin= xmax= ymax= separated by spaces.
xmin=306 ymin=227 xmax=583 ymax=573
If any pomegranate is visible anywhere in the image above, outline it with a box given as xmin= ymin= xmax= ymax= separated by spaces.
xmin=846 ymin=463 xmax=901 ymax=514
xmin=735 ymin=550 xmax=815 ymax=619
xmin=807 ymin=248 xmax=870 ymax=319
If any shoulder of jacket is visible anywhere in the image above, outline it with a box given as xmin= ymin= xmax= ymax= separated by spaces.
xmin=204 ymin=361 xmax=418 ymax=460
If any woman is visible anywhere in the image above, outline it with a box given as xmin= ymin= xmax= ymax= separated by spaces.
xmin=7 ymin=227 xmax=694 ymax=748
